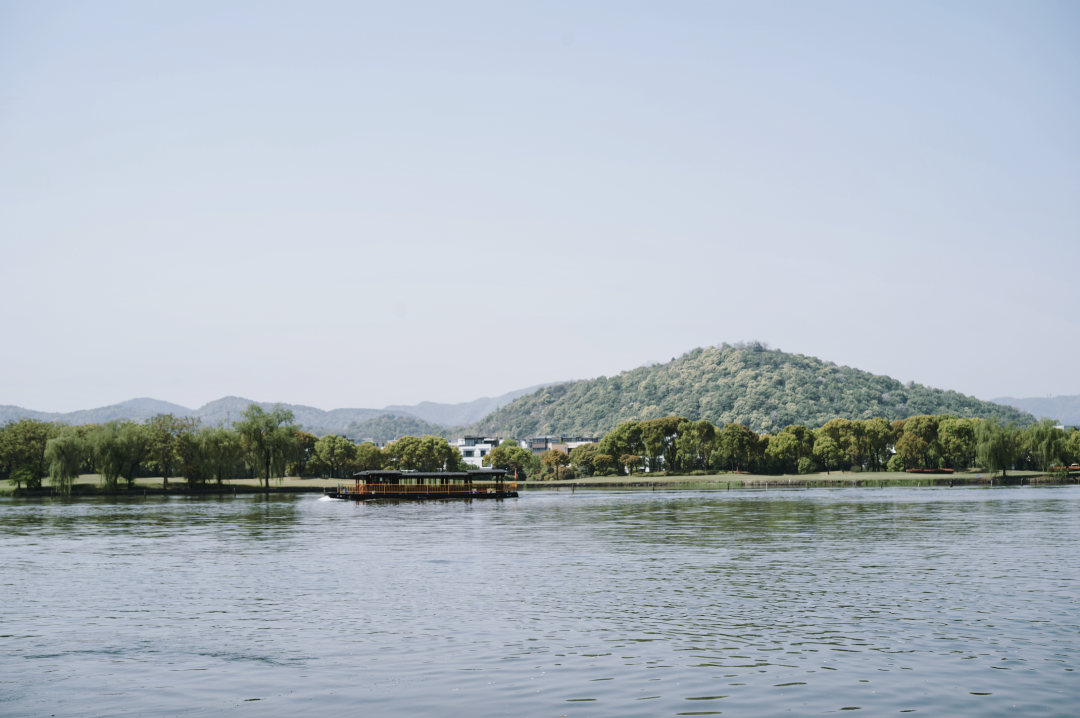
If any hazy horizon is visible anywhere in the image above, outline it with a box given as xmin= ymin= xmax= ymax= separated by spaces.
xmin=3 ymin=1 xmax=1077 ymax=413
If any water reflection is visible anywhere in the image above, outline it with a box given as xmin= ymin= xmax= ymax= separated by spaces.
xmin=1 ymin=487 xmax=1077 ymax=717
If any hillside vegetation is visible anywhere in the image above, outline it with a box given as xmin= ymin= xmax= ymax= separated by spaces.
xmin=343 ymin=414 xmax=448 ymax=442
xmin=467 ymin=345 xmax=1032 ymax=437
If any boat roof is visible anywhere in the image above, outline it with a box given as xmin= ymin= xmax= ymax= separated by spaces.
xmin=351 ymin=469 xmax=508 ymax=479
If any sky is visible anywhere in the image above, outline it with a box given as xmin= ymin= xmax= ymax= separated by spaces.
xmin=1 ymin=1 xmax=1078 ymax=413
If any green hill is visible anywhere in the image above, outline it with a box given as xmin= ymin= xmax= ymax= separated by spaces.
xmin=343 ymin=414 xmax=449 ymax=443
xmin=466 ymin=344 xmax=1032 ymax=437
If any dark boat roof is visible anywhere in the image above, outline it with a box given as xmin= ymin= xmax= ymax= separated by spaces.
xmin=351 ymin=469 xmax=508 ymax=479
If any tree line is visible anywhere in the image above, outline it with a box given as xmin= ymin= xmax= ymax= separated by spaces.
xmin=0 ymin=404 xmax=475 ymax=493
xmin=521 ymin=415 xmax=1080 ymax=479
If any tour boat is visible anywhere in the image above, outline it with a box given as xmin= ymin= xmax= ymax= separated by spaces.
xmin=327 ymin=469 xmax=518 ymax=500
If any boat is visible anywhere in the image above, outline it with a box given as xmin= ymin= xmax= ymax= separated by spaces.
xmin=326 ymin=469 xmax=518 ymax=500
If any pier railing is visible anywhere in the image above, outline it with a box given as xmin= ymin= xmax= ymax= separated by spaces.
xmin=340 ymin=483 xmax=517 ymax=496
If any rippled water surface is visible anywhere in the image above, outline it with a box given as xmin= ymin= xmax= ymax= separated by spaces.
xmin=2 ymin=486 xmax=1078 ymax=717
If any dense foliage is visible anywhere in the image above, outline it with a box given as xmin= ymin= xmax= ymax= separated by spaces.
xmin=342 ymin=414 xmax=449 ymax=443
xmin=0 ymin=404 xmax=472 ymax=491
xmin=468 ymin=345 xmax=1033 ymax=437
xmin=559 ymin=415 xmax=1079 ymax=478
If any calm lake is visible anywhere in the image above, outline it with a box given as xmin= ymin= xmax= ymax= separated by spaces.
xmin=2 ymin=486 xmax=1077 ymax=717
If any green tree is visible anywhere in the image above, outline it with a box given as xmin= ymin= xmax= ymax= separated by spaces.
xmin=895 ymin=432 xmax=929 ymax=470
xmin=675 ymin=420 xmax=718 ymax=471
xmin=976 ymin=419 xmax=1020 ymax=477
xmin=90 ymin=421 xmax=134 ymax=490
xmin=45 ymin=427 xmax=86 ymax=494
xmin=541 ymin=449 xmax=571 ymax=480
xmin=900 ymin=415 xmax=941 ymax=469
xmin=485 ymin=443 xmax=533 ymax=479
xmin=1027 ymin=419 xmax=1066 ymax=474
xmin=198 ymin=426 xmax=241 ymax=484
xmin=118 ymin=423 xmax=152 ymax=488
xmin=314 ymin=434 xmax=358 ymax=478
xmin=620 ymin=454 xmax=643 ymax=475
xmin=640 ymin=416 xmax=686 ymax=472
xmin=863 ymin=417 xmax=893 ymax=471
xmin=765 ymin=431 xmax=799 ymax=473
xmin=568 ymin=443 xmax=599 ymax=477
xmin=354 ymin=442 xmax=384 ymax=471
xmin=813 ymin=435 xmax=842 ymax=475
xmin=1 ymin=419 xmax=55 ymax=489
xmin=719 ymin=423 xmax=754 ymax=472
xmin=234 ymin=405 xmax=299 ymax=489
xmin=939 ymin=417 xmax=976 ymax=470
xmin=593 ymin=453 xmax=616 ymax=475
xmin=290 ymin=430 xmax=318 ymax=477
xmin=145 ymin=414 xmax=200 ymax=490
xmin=598 ymin=421 xmax=643 ymax=475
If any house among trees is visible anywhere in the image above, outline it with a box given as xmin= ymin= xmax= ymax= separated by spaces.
xmin=524 ymin=435 xmax=602 ymax=455
xmin=455 ymin=436 xmax=500 ymax=468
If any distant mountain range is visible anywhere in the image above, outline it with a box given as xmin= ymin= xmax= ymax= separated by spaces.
xmin=992 ymin=396 xmax=1080 ymax=426
xmin=5 ymin=349 xmax=1059 ymax=440
xmin=0 ymin=384 xmax=562 ymax=437
xmin=384 ymin=383 xmax=559 ymax=426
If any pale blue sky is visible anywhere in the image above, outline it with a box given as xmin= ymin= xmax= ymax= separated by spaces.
xmin=1 ymin=1 xmax=1077 ymax=412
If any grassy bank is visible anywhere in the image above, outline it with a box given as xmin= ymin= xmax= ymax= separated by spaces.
xmin=522 ymin=469 xmax=1067 ymax=489
xmin=0 ymin=474 xmax=349 ymax=497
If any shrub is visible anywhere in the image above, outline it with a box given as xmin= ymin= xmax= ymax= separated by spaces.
xmin=887 ymin=454 xmax=905 ymax=472
xmin=797 ymin=457 xmax=818 ymax=475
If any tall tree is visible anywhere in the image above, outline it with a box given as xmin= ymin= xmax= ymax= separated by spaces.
xmin=813 ymin=435 xmax=842 ymax=475
xmin=314 ymin=434 xmax=358 ymax=478
xmin=976 ymin=419 xmax=1019 ymax=478
xmin=90 ymin=421 xmax=133 ymax=490
xmin=199 ymin=426 xmax=241 ymax=484
xmin=486 ymin=443 xmax=533 ymax=479
xmin=939 ymin=418 xmax=976 ymax=470
xmin=146 ymin=414 xmax=199 ymax=490
xmin=118 ymin=423 xmax=152 ymax=488
xmin=541 ymin=449 xmax=571 ymax=480
xmin=719 ymin=423 xmax=754 ymax=472
xmin=234 ymin=405 xmax=299 ymax=489
xmin=354 ymin=442 xmax=384 ymax=472
xmin=45 ymin=428 xmax=86 ymax=494
xmin=765 ymin=432 xmax=799 ymax=473
xmin=1 ymin=419 xmax=55 ymax=489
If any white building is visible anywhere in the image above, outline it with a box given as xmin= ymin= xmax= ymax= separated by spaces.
xmin=456 ymin=436 xmax=501 ymax=468
xmin=523 ymin=435 xmax=602 ymax=455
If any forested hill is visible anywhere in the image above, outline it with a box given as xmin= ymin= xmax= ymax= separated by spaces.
xmin=465 ymin=345 xmax=1032 ymax=437
xmin=343 ymin=414 xmax=448 ymax=443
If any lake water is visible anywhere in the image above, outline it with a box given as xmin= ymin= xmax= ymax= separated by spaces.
xmin=2 ymin=486 xmax=1077 ymax=717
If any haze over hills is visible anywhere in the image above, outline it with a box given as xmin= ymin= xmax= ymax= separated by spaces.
xmin=0 ymin=397 xmax=409 ymax=436
xmin=1 ymin=347 xmax=1042 ymax=441
xmin=465 ymin=344 xmax=1033 ymax=438
xmin=342 ymin=415 xmax=449 ymax=443
xmin=383 ymin=383 xmax=562 ymax=427
xmin=992 ymin=395 xmax=1080 ymax=426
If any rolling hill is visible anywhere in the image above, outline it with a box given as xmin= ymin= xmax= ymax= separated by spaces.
xmin=464 ymin=344 xmax=1033 ymax=437
xmin=383 ymin=382 xmax=561 ymax=426
xmin=0 ymin=397 xmax=411 ymax=436
xmin=992 ymin=395 xmax=1080 ymax=426
xmin=342 ymin=415 xmax=449 ymax=443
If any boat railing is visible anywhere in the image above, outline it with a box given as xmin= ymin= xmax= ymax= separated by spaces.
xmin=340 ymin=482 xmax=517 ymax=495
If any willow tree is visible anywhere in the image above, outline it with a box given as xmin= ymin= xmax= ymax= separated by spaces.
xmin=976 ymin=419 xmax=1019 ymax=478
xmin=45 ymin=428 xmax=86 ymax=494
xmin=91 ymin=420 xmax=132 ymax=490
xmin=235 ymin=405 xmax=298 ymax=489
